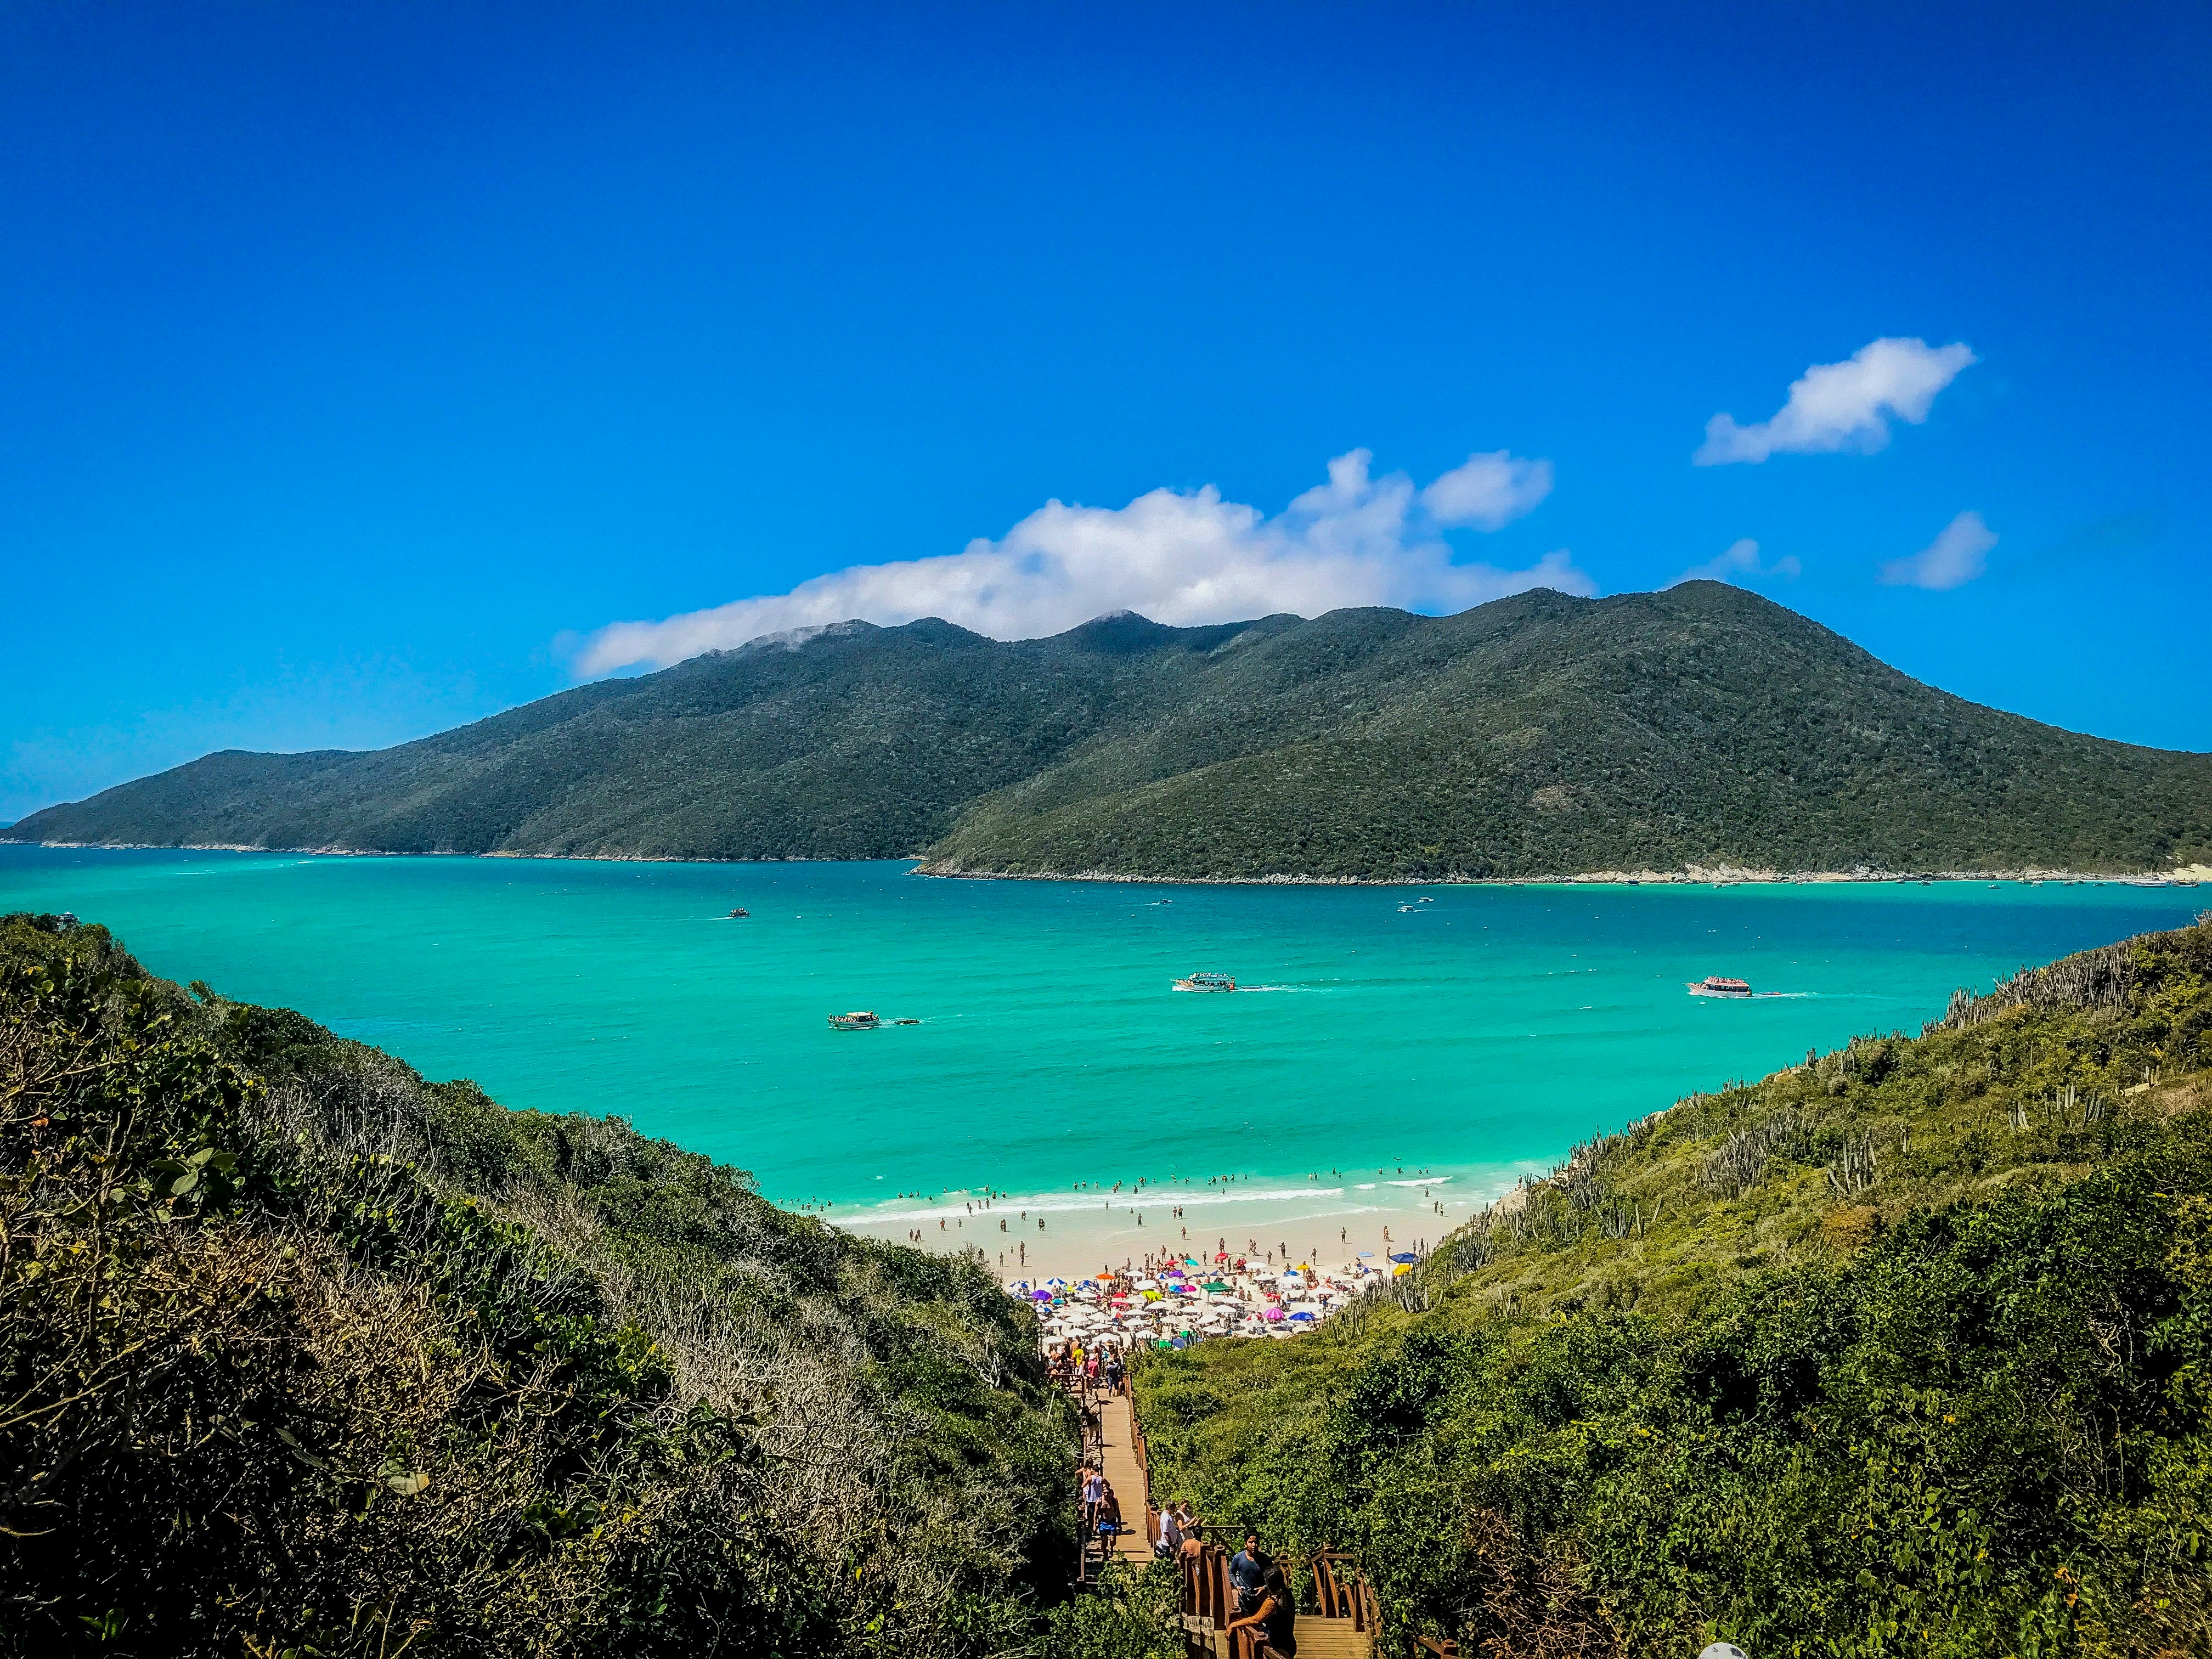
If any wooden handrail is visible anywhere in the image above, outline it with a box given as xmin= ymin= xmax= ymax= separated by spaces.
xmin=1178 ymin=1537 xmax=1375 ymax=1657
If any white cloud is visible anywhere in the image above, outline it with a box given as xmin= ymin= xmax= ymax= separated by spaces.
xmin=1695 ymin=336 xmax=1977 ymax=465
xmin=1671 ymin=537 xmax=1802 ymax=587
xmin=576 ymin=448 xmax=1581 ymax=674
xmin=1418 ymin=449 xmax=1554 ymax=528
xmin=1879 ymin=511 xmax=1996 ymax=591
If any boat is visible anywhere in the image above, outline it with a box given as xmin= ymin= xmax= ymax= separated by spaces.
xmin=893 ymin=1017 xmax=921 ymax=1025
xmin=1173 ymin=972 xmax=1238 ymax=993
xmin=1687 ymin=976 xmax=1752 ymax=998
xmin=827 ymin=1011 xmax=882 ymax=1030
xmin=729 ymin=907 xmax=749 ymax=918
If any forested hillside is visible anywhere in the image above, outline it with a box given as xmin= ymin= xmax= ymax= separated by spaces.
xmin=1131 ymin=916 xmax=2212 ymax=1657
xmin=12 ymin=585 xmax=2212 ymax=879
xmin=0 ymin=914 xmax=1071 ymax=1658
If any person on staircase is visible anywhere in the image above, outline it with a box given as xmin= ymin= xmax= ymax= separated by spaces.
xmin=1094 ymin=1477 xmax=1125 ymax=1545
xmin=1223 ymin=1560 xmax=1296 ymax=1657
xmin=1229 ymin=1532 xmax=1269 ymax=1616
xmin=1154 ymin=1498 xmax=1186 ymax=1559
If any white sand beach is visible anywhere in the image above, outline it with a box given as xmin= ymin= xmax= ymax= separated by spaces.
xmin=834 ymin=1161 xmax=1537 ymax=1287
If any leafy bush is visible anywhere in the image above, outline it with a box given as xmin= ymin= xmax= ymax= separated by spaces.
xmin=0 ymin=914 xmax=1074 ymax=1658
xmin=1137 ymin=918 xmax=2212 ymax=1656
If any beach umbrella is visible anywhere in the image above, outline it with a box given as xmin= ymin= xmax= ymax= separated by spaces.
xmin=1389 ymin=1252 xmax=1418 ymax=1264
xmin=1201 ymin=1280 xmax=1230 ymax=1293
xmin=1046 ymin=1277 xmax=1069 ymax=1288
xmin=1392 ymin=1263 xmax=1412 ymax=1277
xmin=1289 ymin=1312 xmax=1316 ymax=1322
xmin=1262 ymin=1307 xmax=1285 ymax=1323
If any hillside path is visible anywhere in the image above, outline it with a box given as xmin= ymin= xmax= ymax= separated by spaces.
xmin=1094 ymin=1385 xmax=1374 ymax=1656
xmin=1093 ymin=1390 xmax=1154 ymax=1567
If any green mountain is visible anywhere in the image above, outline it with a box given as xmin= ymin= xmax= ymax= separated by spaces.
xmin=1132 ymin=916 xmax=2212 ymax=1656
xmin=0 ymin=912 xmax=1070 ymax=1658
xmin=13 ymin=584 xmax=2211 ymax=878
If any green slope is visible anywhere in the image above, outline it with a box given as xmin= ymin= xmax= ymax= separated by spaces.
xmin=12 ymin=585 xmax=2211 ymax=877
xmin=1130 ymin=916 xmax=2212 ymax=1657
xmin=0 ymin=913 xmax=1071 ymax=1658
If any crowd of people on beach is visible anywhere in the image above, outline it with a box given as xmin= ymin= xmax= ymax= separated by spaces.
xmin=1016 ymin=1238 xmax=1432 ymax=1351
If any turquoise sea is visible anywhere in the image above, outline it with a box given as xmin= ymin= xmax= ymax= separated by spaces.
xmin=2 ymin=847 xmax=2202 ymax=1222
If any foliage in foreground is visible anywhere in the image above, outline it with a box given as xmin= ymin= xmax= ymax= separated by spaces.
xmin=0 ymin=913 xmax=1073 ymax=1658
xmin=1045 ymin=1560 xmax=1186 ymax=1659
xmin=1136 ymin=917 xmax=2212 ymax=1657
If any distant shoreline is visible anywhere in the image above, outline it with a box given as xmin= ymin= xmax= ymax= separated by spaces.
xmin=3 ymin=837 xmax=2205 ymax=889
xmin=912 ymin=861 xmax=2209 ymax=888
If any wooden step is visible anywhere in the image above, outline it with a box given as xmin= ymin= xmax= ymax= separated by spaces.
xmin=1288 ymin=1616 xmax=1377 ymax=1657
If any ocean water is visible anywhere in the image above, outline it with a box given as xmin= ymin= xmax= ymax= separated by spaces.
xmin=2 ymin=847 xmax=2202 ymax=1226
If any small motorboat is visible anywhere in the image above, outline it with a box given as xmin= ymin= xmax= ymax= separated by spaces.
xmin=729 ymin=907 xmax=749 ymax=918
xmin=1687 ymin=976 xmax=1752 ymax=999
xmin=1173 ymin=972 xmax=1238 ymax=993
xmin=828 ymin=1011 xmax=882 ymax=1030
xmin=893 ymin=1017 xmax=921 ymax=1025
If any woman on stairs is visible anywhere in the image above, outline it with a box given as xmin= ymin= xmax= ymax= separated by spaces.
xmin=1223 ymin=1561 xmax=1296 ymax=1657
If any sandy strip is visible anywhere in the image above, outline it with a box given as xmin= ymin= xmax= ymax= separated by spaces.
xmin=833 ymin=1165 xmax=1538 ymax=1282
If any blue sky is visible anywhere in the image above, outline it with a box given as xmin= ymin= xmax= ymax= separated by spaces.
xmin=3 ymin=3 xmax=2207 ymax=822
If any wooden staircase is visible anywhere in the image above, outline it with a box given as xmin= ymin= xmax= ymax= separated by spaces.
xmin=1079 ymin=1378 xmax=1378 ymax=1659
xmin=1175 ymin=1527 xmax=1377 ymax=1658
xmin=1093 ymin=1390 xmax=1156 ymax=1568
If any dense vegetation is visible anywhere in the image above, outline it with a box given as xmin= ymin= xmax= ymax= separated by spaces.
xmin=1132 ymin=915 xmax=2212 ymax=1657
xmin=13 ymin=586 xmax=2211 ymax=879
xmin=0 ymin=913 xmax=1073 ymax=1658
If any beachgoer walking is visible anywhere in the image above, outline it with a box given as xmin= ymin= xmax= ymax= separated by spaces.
xmin=1081 ymin=1464 xmax=1104 ymax=1534
xmin=1097 ymin=1477 xmax=1123 ymax=1540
